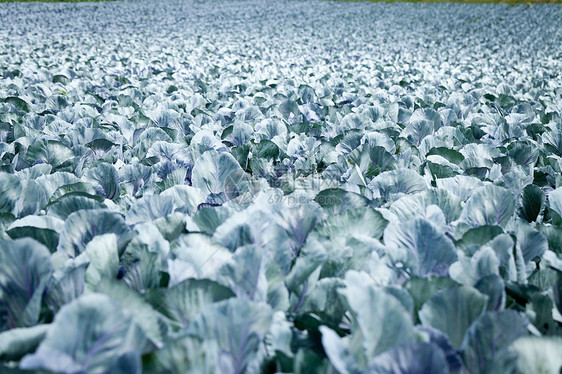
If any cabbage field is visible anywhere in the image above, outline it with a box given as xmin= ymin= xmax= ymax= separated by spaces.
xmin=1 ymin=0 xmax=562 ymax=373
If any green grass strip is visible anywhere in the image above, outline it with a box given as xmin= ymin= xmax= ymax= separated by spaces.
xmin=0 ymin=0 xmax=114 ymax=2
xmin=330 ymin=0 xmax=562 ymax=4
xmin=1 ymin=0 xmax=560 ymax=5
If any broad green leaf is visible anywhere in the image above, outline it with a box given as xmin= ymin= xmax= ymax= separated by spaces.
xmin=419 ymin=286 xmax=488 ymax=349
xmin=316 ymin=207 xmax=387 ymax=240
xmin=217 ymin=244 xmax=267 ymax=302
xmin=20 ymin=294 xmax=146 ymax=374
xmin=461 ymin=185 xmax=515 ymax=228
xmin=519 ymin=184 xmax=545 ymax=222
xmin=365 ymin=342 xmax=448 ymax=374
xmin=49 ymin=182 xmax=97 ymax=203
xmin=7 ymin=215 xmax=64 ymax=252
xmin=188 ymin=299 xmax=273 ymax=374
xmin=148 ymin=278 xmax=234 ymax=329
xmin=96 ymin=280 xmax=165 ymax=350
xmin=278 ymin=99 xmax=299 ymax=120
xmin=145 ymin=335 xmax=219 ymax=374
xmin=548 ymin=187 xmax=562 ymax=219
xmin=384 ymin=218 xmax=457 ymax=277
xmin=191 ymin=205 xmax=234 ymax=235
xmin=57 ymin=209 xmax=131 ymax=258
xmin=455 ymin=225 xmax=504 ymax=252
xmin=404 ymin=277 xmax=459 ymax=323
xmin=539 ymin=225 xmax=562 ymax=254
xmin=347 ymin=145 xmax=394 ymax=183
xmin=300 ymin=278 xmax=346 ymax=324
xmin=436 ymin=175 xmax=484 ymax=201
xmin=125 ymin=195 xmax=175 ymax=225
xmin=85 ymin=163 xmax=120 ymax=200
xmin=293 ymin=347 xmax=329 ymax=374
xmin=267 ymin=311 xmax=295 ymax=360
xmin=120 ymin=223 xmax=168 ymax=293
xmin=3 ymin=97 xmax=30 ymax=112
xmin=257 ymin=139 xmax=281 ymax=160
xmin=388 ymin=190 xmax=462 ymax=224
xmin=0 ymin=324 xmax=49 ymax=361
xmin=0 ymin=213 xmax=15 ymax=240
xmin=542 ymin=123 xmax=562 ymax=156
xmin=314 ymin=188 xmax=370 ymax=215
xmin=339 ymin=271 xmax=414 ymax=362
xmin=44 ymin=259 xmax=87 ymax=313
xmin=152 ymin=212 xmax=187 ymax=242
xmin=285 ymin=238 xmax=327 ymax=297
xmin=17 ymin=179 xmax=48 ymax=218
xmin=400 ymin=119 xmax=434 ymax=146
xmin=191 ymin=150 xmax=242 ymax=196
xmin=508 ymin=143 xmax=539 ymax=167
xmin=510 ymin=337 xmax=562 ymax=374
xmin=369 ymin=168 xmax=427 ymax=201
xmin=449 ymin=246 xmax=499 ymax=286
xmin=160 ymin=185 xmax=206 ymax=215
xmin=82 ymin=234 xmax=119 ymax=290
xmin=0 ymin=173 xmax=22 ymax=214
xmin=34 ymin=172 xmax=80 ymax=200
xmin=414 ymin=326 xmax=463 ymax=373
xmin=169 ymin=234 xmax=232 ymax=284
xmin=427 ymin=147 xmax=465 ymax=164
xmin=529 ymin=294 xmax=561 ymax=336
xmin=461 ymin=310 xmax=528 ymax=374
xmin=426 ymin=158 xmax=459 ymax=179
xmin=475 ymin=274 xmax=506 ymax=311
xmin=320 ymin=326 xmax=360 ymax=374
xmin=25 ymin=140 xmax=74 ymax=170
xmin=555 ymin=271 xmax=562 ymax=316
xmin=516 ymin=221 xmax=548 ymax=263
xmin=0 ymin=239 xmax=52 ymax=330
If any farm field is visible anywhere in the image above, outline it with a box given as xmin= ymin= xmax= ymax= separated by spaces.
xmin=1 ymin=0 xmax=562 ymax=373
